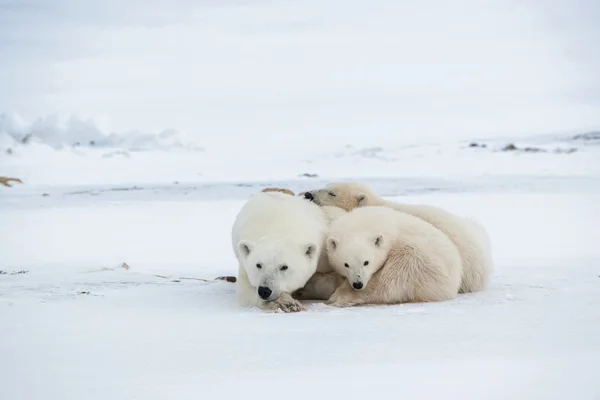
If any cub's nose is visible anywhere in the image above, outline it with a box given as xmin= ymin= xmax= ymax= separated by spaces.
xmin=352 ymin=282 xmax=363 ymax=290
xmin=257 ymin=286 xmax=272 ymax=299
xmin=304 ymin=192 xmax=314 ymax=201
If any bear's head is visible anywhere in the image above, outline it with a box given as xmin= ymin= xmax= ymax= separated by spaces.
xmin=237 ymin=239 xmax=319 ymax=301
xmin=326 ymin=231 xmax=391 ymax=291
xmin=301 ymin=182 xmax=382 ymax=211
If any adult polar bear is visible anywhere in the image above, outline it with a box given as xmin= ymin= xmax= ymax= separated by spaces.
xmin=231 ymin=190 xmax=343 ymax=312
xmin=303 ymin=182 xmax=494 ymax=294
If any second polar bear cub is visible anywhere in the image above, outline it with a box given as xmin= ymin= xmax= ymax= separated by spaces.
xmin=304 ymin=182 xmax=494 ymax=294
xmin=325 ymin=206 xmax=463 ymax=307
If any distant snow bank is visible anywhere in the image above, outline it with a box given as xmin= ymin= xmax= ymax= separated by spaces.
xmin=0 ymin=113 xmax=201 ymax=152
xmin=1 ymin=112 xmax=599 ymax=187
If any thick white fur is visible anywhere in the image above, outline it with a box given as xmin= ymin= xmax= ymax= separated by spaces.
xmin=231 ymin=191 xmax=335 ymax=312
xmin=293 ymin=205 xmax=347 ymax=301
xmin=316 ymin=205 xmax=347 ymax=272
xmin=325 ymin=206 xmax=463 ymax=307
xmin=306 ymin=182 xmax=494 ymax=293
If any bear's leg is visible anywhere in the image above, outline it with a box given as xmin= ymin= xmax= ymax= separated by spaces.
xmin=294 ymin=272 xmax=343 ymax=301
xmin=264 ymin=292 xmax=305 ymax=313
xmin=326 ymin=281 xmax=364 ymax=307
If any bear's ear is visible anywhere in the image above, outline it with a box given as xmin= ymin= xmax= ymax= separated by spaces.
xmin=374 ymin=234 xmax=384 ymax=247
xmin=304 ymin=243 xmax=317 ymax=259
xmin=326 ymin=237 xmax=339 ymax=251
xmin=237 ymin=240 xmax=253 ymax=259
xmin=356 ymin=193 xmax=367 ymax=206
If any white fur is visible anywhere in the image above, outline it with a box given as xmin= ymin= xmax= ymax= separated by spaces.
xmin=307 ymin=182 xmax=494 ymax=293
xmin=316 ymin=205 xmax=348 ymax=273
xmin=292 ymin=205 xmax=348 ymax=301
xmin=325 ymin=206 xmax=463 ymax=307
xmin=231 ymin=191 xmax=330 ymax=312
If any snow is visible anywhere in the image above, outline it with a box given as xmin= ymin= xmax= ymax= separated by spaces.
xmin=2 ymin=126 xmax=600 ymax=186
xmin=2 ymin=178 xmax=600 ymax=400
xmin=0 ymin=114 xmax=195 ymax=151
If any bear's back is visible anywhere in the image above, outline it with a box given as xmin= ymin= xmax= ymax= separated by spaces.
xmin=232 ymin=192 xmax=327 ymax=247
xmin=330 ymin=205 xmax=436 ymax=242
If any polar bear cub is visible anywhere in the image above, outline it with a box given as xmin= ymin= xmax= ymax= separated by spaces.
xmin=304 ymin=182 xmax=494 ymax=294
xmin=325 ymin=206 xmax=463 ymax=307
xmin=231 ymin=191 xmax=332 ymax=312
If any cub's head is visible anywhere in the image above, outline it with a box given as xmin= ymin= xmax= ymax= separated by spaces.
xmin=236 ymin=239 xmax=319 ymax=301
xmin=301 ymin=182 xmax=379 ymax=211
xmin=326 ymin=232 xmax=390 ymax=290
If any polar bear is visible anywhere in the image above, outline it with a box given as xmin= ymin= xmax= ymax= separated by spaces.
xmin=303 ymin=182 xmax=494 ymax=293
xmin=325 ymin=206 xmax=463 ymax=307
xmin=231 ymin=190 xmax=342 ymax=312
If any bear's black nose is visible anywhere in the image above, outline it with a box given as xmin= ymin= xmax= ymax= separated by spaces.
xmin=258 ymin=286 xmax=272 ymax=299
xmin=304 ymin=192 xmax=314 ymax=201
xmin=352 ymin=282 xmax=363 ymax=290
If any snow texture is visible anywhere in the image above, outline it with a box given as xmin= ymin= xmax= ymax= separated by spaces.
xmin=1 ymin=178 xmax=600 ymax=400
xmin=2 ymin=128 xmax=600 ymax=187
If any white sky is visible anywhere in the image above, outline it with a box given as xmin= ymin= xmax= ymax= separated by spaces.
xmin=1 ymin=0 xmax=599 ymax=150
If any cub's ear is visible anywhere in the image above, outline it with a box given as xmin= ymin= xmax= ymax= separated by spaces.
xmin=356 ymin=193 xmax=367 ymax=206
xmin=326 ymin=237 xmax=339 ymax=251
xmin=305 ymin=243 xmax=317 ymax=259
xmin=374 ymin=234 xmax=384 ymax=247
xmin=237 ymin=240 xmax=253 ymax=259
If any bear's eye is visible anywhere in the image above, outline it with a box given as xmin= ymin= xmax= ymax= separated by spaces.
xmin=344 ymin=263 xmax=349 ymax=268
xmin=280 ymin=265 xmax=288 ymax=271
xmin=256 ymin=263 xmax=262 ymax=269
xmin=364 ymin=261 xmax=369 ymax=266
xmin=328 ymin=191 xmax=336 ymax=197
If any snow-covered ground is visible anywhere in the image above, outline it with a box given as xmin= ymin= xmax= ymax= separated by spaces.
xmin=2 ymin=127 xmax=600 ymax=187
xmin=2 ymin=171 xmax=600 ymax=399
xmin=2 ymin=133 xmax=599 ymax=399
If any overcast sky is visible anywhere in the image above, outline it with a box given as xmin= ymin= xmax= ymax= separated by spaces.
xmin=1 ymin=0 xmax=598 ymax=149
